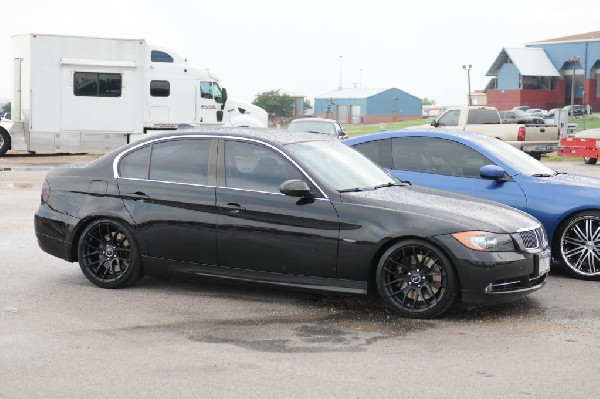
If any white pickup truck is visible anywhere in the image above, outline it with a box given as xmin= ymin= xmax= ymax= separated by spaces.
xmin=430 ymin=106 xmax=559 ymax=159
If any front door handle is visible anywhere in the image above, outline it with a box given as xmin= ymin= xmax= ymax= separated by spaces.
xmin=218 ymin=202 xmax=246 ymax=213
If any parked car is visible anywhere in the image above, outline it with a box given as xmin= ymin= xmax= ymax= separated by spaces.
xmin=499 ymin=110 xmax=545 ymax=125
xmin=346 ymin=129 xmax=600 ymax=280
xmin=563 ymin=105 xmax=585 ymax=117
xmin=287 ymin=117 xmax=348 ymax=140
xmin=512 ymin=106 xmax=530 ymax=112
xmin=34 ymin=129 xmax=548 ymax=319
xmin=525 ymin=108 xmax=546 ymax=117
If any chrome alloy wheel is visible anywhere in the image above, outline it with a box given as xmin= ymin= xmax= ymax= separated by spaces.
xmin=560 ymin=214 xmax=600 ymax=277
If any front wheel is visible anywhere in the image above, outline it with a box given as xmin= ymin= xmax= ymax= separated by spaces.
xmin=584 ymin=157 xmax=598 ymax=165
xmin=376 ymin=239 xmax=457 ymax=318
xmin=0 ymin=127 xmax=10 ymax=156
xmin=78 ymin=219 xmax=143 ymax=288
xmin=554 ymin=211 xmax=600 ymax=280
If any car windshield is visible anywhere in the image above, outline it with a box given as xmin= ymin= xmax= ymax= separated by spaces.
xmin=473 ymin=136 xmax=556 ymax=177
xmin=288 ymin=121 xmax=336 ymax=135
xmin=286 ymin=140 xmax=397 ymax=191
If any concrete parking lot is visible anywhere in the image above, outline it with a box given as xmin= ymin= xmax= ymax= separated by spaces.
xmin=1 ymin=153 xmax=600 ymax=398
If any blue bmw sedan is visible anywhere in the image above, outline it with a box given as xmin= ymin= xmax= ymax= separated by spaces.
xmin=346 ymin=130 xmax=600 ymax=280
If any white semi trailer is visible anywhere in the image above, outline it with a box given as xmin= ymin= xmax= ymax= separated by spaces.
xmin=0 ymin=34 xmax=268 ymax=156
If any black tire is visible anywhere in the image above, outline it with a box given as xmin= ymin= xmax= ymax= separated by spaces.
xmin=376 ymin=239 xmax=457 ymax=318
xmin=78 ymin=219 xmax=143 ymax=288
xmin=554 ymin=211 xmax=600 ymax=280
xmin=584 ymin=157 xmax=598 ymax=165
xmin=0 ymin=127 xmax=10 ymax=156
xmin=529 ymin=153 xmax=542 ymax=161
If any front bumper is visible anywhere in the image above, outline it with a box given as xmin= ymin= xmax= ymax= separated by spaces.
xmin=434 ymin=235 xmax=548 ymax=306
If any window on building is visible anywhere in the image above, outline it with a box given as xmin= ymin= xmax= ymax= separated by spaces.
xmin=151 ymin=50 xmax=174 ymax=63
xmin=150 ymin=80 xmax=170 ymax=97
xmin=74 ymin=72 xmax=122 ymax=97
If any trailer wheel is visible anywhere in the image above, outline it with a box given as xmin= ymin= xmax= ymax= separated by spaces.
xmin=584 ymin=157 xmax=597 ymax=165
xmin=0 ymin=127 xmax=10 ymax=156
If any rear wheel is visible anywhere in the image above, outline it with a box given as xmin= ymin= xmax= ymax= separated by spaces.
xmin=584 ymin=157 xmax=598 ymax=165
xmin=376 ymin=239 xmax=457 ymax=318
xmin=554 ymin=211 xmax=600 ymax=280
xmin=78 ymin=219 xmax=143 ymax=288
xmin=0 ymin=127 xmax=10 ymax=156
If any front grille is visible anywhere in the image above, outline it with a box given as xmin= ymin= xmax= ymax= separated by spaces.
xmin=518 ymin=226 xmax=547 ymax=250
xmin=485 ymin=273 xmax=548 ymax=293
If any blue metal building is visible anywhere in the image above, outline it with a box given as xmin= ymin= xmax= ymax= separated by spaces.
xmin=314 ymin=88 xmax=421 ymax=124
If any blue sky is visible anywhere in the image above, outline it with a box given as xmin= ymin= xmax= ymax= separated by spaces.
xmin=1 ymin=0 xmax=599 ymax=106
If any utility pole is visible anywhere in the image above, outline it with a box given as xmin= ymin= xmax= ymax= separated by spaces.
xmin=568 ymin=56 xmax=580 ymax=119
xmin=462 ymin=64 xmax=472 ymax=106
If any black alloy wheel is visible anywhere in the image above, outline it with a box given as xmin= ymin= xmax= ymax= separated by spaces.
xmin=78 ymin=219 xmax=143 ymax=288
xmin=376 ymin=239 xmax=457 ymax=318
xmin=556 ymin=211 xmax=600 ymax=280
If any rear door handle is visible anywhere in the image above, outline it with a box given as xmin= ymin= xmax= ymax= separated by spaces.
xmin=218 ymin=202 xmax=246 ymax=213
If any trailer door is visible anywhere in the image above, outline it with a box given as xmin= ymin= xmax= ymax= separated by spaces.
xmin=60 ymin=68 xmax=136 ymax=132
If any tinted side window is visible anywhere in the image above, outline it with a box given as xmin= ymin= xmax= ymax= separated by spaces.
xmin=392 ymin=137 xmax=491 ymax=178
xmin=466 ymin=109 xmax=500 ymax=124
xmin=120 ymin=145 xmax=150 ymax=179
xmin=151 ymin=50 xmax=174 ymax=63
xmin=352 ymin=139 xmax=393 ymax=168
xmin=436 ymin=110 xmax=460 ymax=126
xmin=149 ymin=139 xmax=212 ymax=185
xmin=74 ymin=72 xmax=122 ymax=97
xmin=200 ymin=81 xmax=213 ymax=99
xmin=224 ymin=141 xmax=303 ymax=193
xmin=150 ymin=80 xmax=170 ymax=97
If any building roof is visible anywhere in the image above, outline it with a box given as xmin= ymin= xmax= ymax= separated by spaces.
xmin=315 ymin=88 xmax=388 ymax=99
xmin=530 ymin=31 xmax=600 ymax=44
xmin=486 ymin=47 xmax=559 ymax=77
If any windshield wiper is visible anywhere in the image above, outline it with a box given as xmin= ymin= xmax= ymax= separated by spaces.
xmin=338 ymin=187 xmax=367 ymax=193
xmin=372 ymin=182 xmax=409 ymax=189
xmin=530 ymin=173 xmax=554 ymax=177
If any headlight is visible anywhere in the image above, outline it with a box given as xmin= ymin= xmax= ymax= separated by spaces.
xmin=452 ymin=231 xmax=516 ymax=252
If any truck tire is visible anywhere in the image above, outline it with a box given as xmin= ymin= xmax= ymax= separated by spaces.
xmin=0 ymin=127 xmax=11 ymax=156
xmin=584 ymin=157 xmax=598 ymax=165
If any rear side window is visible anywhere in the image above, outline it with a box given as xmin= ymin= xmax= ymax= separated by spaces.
xmin=150 ymin=80 xmax=170 ymax=97
xmin=74 ymin=72 xmax=122 ymax=97
xmin=149 ymin=139 xmax=213 ymax=185
xmin=466 ymin=109 xmax=500 ymax=124
xmin=119 ymin=145 xmax=150 ymax=179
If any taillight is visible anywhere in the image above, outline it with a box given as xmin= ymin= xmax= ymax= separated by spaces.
xmin=517 ymin=126 xmax=526 ymax=141
xmin=41 ymin=180 xmax=50 ymax=203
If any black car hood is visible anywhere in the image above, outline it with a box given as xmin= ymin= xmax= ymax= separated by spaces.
xmin=339 ymin=185 xmax=538 ymax=234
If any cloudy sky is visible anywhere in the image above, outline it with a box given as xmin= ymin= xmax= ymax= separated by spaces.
xmin=1 ymin=0 xmax=599 ymax=106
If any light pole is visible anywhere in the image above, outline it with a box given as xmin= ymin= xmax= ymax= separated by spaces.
xmin=462 ymin=64 xmax=472 ymax=106
xmin=338 ymin=56 xmax=343 ymax=90
xmin=567 ymin=56 xmax=580 ymax=118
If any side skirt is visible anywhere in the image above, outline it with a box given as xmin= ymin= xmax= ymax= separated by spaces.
xmin=142 ymin=256 xmax=367 ymax=295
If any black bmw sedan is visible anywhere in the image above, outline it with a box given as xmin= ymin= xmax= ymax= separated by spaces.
xmin=35 ymin=129 xmax=549 ymax=318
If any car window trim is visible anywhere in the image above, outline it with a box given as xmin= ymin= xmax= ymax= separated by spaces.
xmin=113 ymin=134 xmax=329 ymax=199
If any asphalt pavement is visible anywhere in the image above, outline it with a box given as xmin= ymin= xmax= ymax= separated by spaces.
xmin=1 ymin=153 xmax=599 ymax=398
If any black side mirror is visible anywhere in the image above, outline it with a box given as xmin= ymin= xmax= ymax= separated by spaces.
xmin=431 ymin=120 xmax=439 ymax=127
xmin=221 ymin=88 xmax=228 ymax=104
xmin=280 ymin=179 xmax=312 ymax=197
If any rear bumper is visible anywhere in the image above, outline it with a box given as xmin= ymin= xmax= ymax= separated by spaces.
xmin=34 ymin=204 xmax=80 ymax=262
xmin=434 ymin=235 xmax=548 ymax=307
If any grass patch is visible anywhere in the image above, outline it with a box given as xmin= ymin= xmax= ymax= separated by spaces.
xmin=344 ymin=119 xmax=430 ymax=137
xmin=540 ymin=152 xmax=583 ymax=162
xmin=574 ymin=116 xmax=600 ymax=131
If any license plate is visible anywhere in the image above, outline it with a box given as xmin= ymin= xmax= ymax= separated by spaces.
xmin=536 ymin=250 xmax=551 ymax=276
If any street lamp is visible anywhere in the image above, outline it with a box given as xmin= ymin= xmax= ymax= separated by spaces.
xmin=462 ymin=64 xmax=472 ymax=106
xmin=567 ymin=56 xmax=580 ymax=118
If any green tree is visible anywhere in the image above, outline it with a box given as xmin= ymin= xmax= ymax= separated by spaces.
xmin=303 ymin=98 xmax=312 ymax=111
xmin=252 ymin=90 xmax=294 ymax=117
xmin=421 ymin=98 xmax=436 ymax=106
xmin=1 ymin=102 xmax=10 ymax=114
